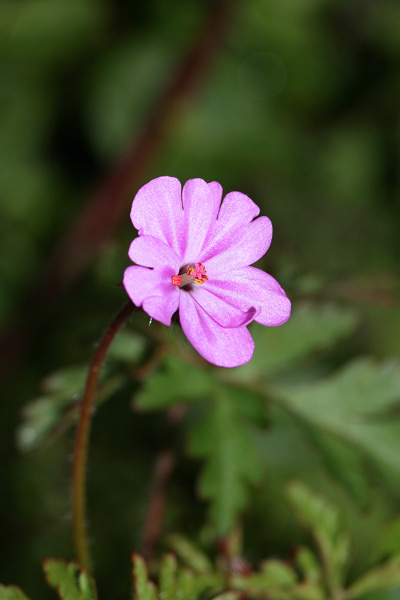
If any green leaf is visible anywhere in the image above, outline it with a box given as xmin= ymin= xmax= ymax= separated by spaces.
xmin=42 ymin=365 xmax=87 ymax=398
xmin=167 ymin=535 xmax=213 ymax=574
xmin=159 ymin=554 xmax=177 ymax=600
xmin=305 ymin=426 xmax=370 ymax=505
xmin=16 ymin=395 xmax=70 ymax=452
xmin=17 ymin=374 xmax=123 ymax=452
xmin=232 ymin=562 xmax=324 ymax=600
xmin=135 ymin=355 xmax=213 ymax=411
xmin=375 ymin=517 xmax=400 ymax=560
xmin=286 ymin=482 xmax=349 ymax=596
xmin=43 ymin=559 xmax=97 ymax=600
xmin=188 ymin=387 xmax=263 ymax=534
xmin=175 ymin=569 xmax=195 ymax=600
xmin=295 ymin=546 xmax=321 ymax=583
xmin=107 ymin=330 xmax=146 ymax=363
xmin=275 ymin=359 xmax=400 ymax=483
xmin=347 ymin=557 xmax=400 ymax=599
xmin=288 ymin=583 xmax=325 ymax=600
xmin=0 ymin=586 xmax=31 ymax=600
xmin=132 ymin=554 xmax=156 ymax=600
xmin=259 ymin=559 xmax=297 ymax=586
xmin=212 ymin=593 xmax=240 ymax=600
xmin=233 ymin=303 xmax=357 ymax=380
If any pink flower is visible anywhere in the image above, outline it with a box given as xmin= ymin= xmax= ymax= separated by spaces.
xmin=123 ymin=177 xmax=291 ymax=368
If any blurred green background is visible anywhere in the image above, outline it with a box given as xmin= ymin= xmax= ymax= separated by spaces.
xmin=1 ymin=0 xmax=400 ymax=598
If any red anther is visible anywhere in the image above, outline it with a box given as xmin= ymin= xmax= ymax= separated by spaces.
xmin=171 ymin=275 xmax=182 ymax=286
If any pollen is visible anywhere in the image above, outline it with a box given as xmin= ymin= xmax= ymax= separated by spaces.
xmin=171 ymin=263 xmax=208 ymax=287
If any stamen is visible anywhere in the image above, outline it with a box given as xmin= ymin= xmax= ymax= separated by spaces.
xmin=187 ymin=263 xmax=209 ymax=285
xmin=171 ymin=275 xmax=182 ymax=286
xmin=171 ymin=263 xmax=208 ymax=287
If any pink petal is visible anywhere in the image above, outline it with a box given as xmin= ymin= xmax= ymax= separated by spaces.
xmin=181 ymin=179 xmax=216 ymax=265
xmin=203 ymin=216 xmax=273 ymax=273
xmin=199 ymin=190 xmax=261 ymax=262
xmin=179 ymin=292 xmax=255 ymax=367
xmin=207 ymin=181 xmax=223 ymax=223
xmin=191 ymin=286 xmax=258 ymax=328
xmin=204 ymin=266 xmax=291 ymax=326
xmin=123 ymin=265 xmax=179 ymax=326
xmin=128 ymin=235 xmax=180 ymax=270
xmin=130 ymin=176 xmax=186 ymax=261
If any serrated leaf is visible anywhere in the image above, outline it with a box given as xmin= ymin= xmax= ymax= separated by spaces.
xmin=43 ymin=559 xmax=97 ymax=600
xmin=135 ymin=355 xmax=213 ymax=411
xmin=232 ymin=568 xmax=324 ymax=600
xmin=0 ymin=586 xmax=31 ymax=600
xmin=347 ymin=557 xmax=400 ymax=599
xmin=232 ymin=560 xmax=296 ymax=593
xmin=295 ymin=546 xmax=321 ymax=583
xmin=132 ymin=554 xmax=157 ymax=600
xmin=17 ymin=373 xmax=123 ymax=452
xmin=189 ymin=388 xmax=263 ymax=534
xmin=167 ymin=536 xmax=213 ymax=573
xmin=175 ymin=568 xmax=195 ymax=600
xmin=287 ymin=482 xmax=349 ymax=596
xmin=234 ymin=303 xmax=357 ymax=380
xmin=275 ymin=359 xmax=400 ymax=483
xmin=159 ymin=554 xmax=177 ymax=600
xmin=172 ymin=568 xmax=225 ymax=600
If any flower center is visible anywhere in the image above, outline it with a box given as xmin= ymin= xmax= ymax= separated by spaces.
xmin=171 ymin=263 xmax=208 ymax=288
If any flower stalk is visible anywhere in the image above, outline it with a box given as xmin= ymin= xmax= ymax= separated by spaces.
xmin=72 ymin=300 xmax=134 ymax=571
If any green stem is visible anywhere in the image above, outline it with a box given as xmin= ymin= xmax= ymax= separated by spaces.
xmin=72 ymin=300 xmax=135 ymax=570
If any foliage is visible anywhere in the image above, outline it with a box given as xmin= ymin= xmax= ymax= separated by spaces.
xmin=3 ymin=484 xmax=400 ymax=599
xmin=43 ymin=560 xmax=97 ymax=600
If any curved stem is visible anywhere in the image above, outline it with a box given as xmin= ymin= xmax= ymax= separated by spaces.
xmin=72 ymin=300 xmax=135 ymax=570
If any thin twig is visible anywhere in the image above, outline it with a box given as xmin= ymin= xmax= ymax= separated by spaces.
xmin=72 ymin=300 xmax=134 ymax=570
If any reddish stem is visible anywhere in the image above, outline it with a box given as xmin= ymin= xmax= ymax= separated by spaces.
xmin=72 ymin=300 xmax=134 ymax=570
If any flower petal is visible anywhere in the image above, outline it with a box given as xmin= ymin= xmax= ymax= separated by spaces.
xmin=204 ymin=266 xmax=291 ymax=326
xmin=181 ymin=179 xmax=216 ymax=265
xmin=204 ymin=216 xmax=273 ymax=273
xmin=128 ymin=235 xmax=180 ymax=270
xmin=179 ymin=292 xmax=255 ymax=367
xmin=208 ymin=181 xmax=223 ymax=223
xmin=142 ymin=294 xmax=179 ymax=327
xmin=130 ymin=176 xmax=186 ymax=260
xmin=199 ymin=190 xmax=261 ymax=262
xmin=123 ymin=265 xmax=179 ymax=326
xmin=190 ymin=286 xmax=258 ymax=328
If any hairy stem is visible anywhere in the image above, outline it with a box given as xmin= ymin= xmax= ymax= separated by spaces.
xmin=72 ymin=300 xmax=134 ymax=570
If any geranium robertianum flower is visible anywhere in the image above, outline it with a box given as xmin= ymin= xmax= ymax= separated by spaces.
xmin=123 ymin=176 xmax=291 ymax=368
